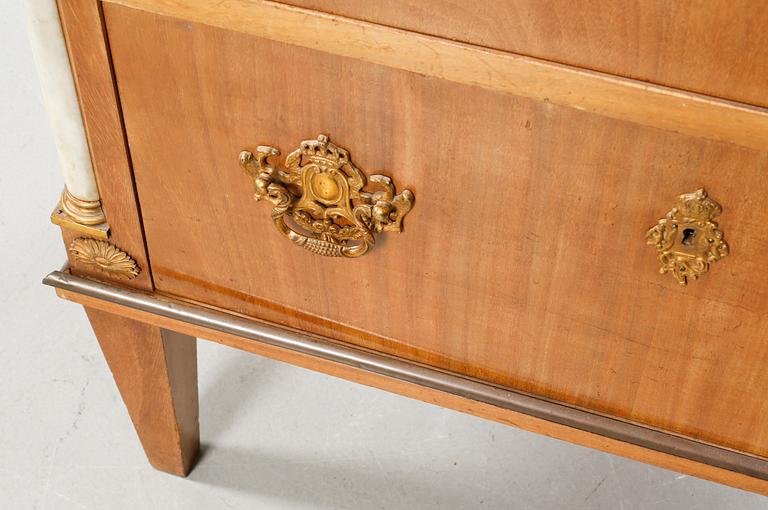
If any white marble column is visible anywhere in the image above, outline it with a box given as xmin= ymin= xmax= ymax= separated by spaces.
xmin=26 ymin=0 xmax=105 ymax=224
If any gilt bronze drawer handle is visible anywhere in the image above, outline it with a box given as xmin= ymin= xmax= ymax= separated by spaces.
xmin=646 ymin=189 xmax=729 ymax=285
xmin=239 ymin=134 xmax=414 ymax=258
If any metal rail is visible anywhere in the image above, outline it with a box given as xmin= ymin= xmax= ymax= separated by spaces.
xmin=43 ymin=269 xmax=768 ymax=481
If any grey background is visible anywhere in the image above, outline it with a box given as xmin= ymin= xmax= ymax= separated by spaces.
xmin=2 ymin=2 xmax=766 ymax=509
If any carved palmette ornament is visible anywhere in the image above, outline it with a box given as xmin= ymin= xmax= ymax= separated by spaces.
xmin=69 ymin=238 xmax=141 ymax=280
xmin=646 ymin=189 xmax=729 ymax=285
xmin=239 ymin=134 xmax=414 ymax=257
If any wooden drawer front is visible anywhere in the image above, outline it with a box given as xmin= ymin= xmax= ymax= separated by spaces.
xmin=283 ymin=0 xmax=768 ymax=108
xmin=104 ymin=6 xmax=768 ymax=458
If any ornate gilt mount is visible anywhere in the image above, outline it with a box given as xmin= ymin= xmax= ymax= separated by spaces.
xmin=60 ymin=187 xmax=106 ymax=226
xmin=646 ymin=189 xmax=729 ymax=285
xmin=239 ymin=135 xmax=414 ymax=257
xmin=69 ymin=238 xmax=140 ymax=280
xmin=51 ymin=187 xmax=110 ymax=239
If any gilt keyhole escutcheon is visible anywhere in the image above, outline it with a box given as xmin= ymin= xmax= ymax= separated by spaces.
xmin=645 ymin=189 xmax=729 ymax=285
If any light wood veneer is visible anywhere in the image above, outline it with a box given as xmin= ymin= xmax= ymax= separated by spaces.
xmin=283 ymin=0 xmax=768 ymax=108
xmin=103 ymin=5 xmax=768 ymax=460
xmin=46 ymin=0 xmax=768 ymax=494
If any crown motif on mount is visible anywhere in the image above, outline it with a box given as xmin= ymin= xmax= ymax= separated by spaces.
xmin=671 ymin=189 xmax=722 ymax=221
xmin=297 ymin=134 xmax=350 ymax=167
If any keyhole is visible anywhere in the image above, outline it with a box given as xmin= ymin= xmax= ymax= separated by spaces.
xmin=682 ymin=228 xmax=697 ymax=246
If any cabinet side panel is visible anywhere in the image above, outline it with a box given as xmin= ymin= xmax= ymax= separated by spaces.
xmin=57 ymin=0 xmax=153 ymax=289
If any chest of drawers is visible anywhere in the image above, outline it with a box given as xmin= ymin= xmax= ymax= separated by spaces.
xmin=37 ymin=0 xmax=768 ymax=494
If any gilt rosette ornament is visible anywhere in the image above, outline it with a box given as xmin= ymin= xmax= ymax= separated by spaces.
xmin=69 ymin=238 xmax=140 ymax=280
xmin=239 ymin=135 xmax=414 ymax=257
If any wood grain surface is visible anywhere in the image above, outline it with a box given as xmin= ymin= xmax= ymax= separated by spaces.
xmin=60 ymin=288 xmax=768 ymax=495
xmin=103 ymin=6 xmax=768 ymax=460
xmin=85 ymin=307 xmax=199 ymax=475
xmin=57 ymin=0 xmax=154 ymax=290
xmin=101 ymin=0 xmax=768 ymax=151
xmin=282 ymin=0 xmax=768 ymax=108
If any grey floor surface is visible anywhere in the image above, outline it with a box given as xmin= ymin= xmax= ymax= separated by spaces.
xmin=2 ymin=3 xmax=767 ymax=509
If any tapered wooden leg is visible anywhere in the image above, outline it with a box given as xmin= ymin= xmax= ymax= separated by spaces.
xmin=85 ymin=307 xmax=200 ymax=476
